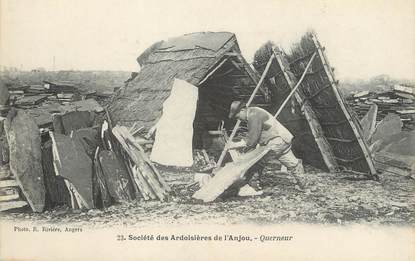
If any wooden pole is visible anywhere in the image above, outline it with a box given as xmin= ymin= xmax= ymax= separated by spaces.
xmin=214 ymin=53 xmax=276 ymax=170
xmin=273 ymin=52 xmax=317 ymax=118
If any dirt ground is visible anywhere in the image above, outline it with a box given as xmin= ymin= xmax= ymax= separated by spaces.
xmin=1 ymin=164 xmax=414 ymax=228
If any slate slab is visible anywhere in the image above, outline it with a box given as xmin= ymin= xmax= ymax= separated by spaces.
xmin=50 ymin=132 xmax=94 ymax=209
xmin=99 ymin=150 xmax=134 ymax=202
xmin=4 ymin=110 xmax=45 ymax=212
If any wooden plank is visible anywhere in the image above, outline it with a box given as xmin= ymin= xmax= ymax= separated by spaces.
xmin=0 ymin=179 xmax=18 ymax=188
xmin=120 ymin=129 xmax=171 ymax=192
xmin=128 ymin=161 xmax=157 ymax=200
xmin=4 ymin=110 xmax=45 ymax=212
xmin=0 ymin=187 xmax=20 ymax=201
xmin=112 ymin=126 xmax=169 ymax=201
xmin=193 ymin=146 xmax=271 ymax=202
xmin=274 ymin=49 xmax=338 ymax=172
xmin=129 ymin=144 xmax=167 ymax=201
xmin=129 ymin=143 xmax=171 ymax=193
xmin=0 ymin=201 xmax=28 ymax=212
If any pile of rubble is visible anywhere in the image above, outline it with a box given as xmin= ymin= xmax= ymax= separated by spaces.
xmin=7 ymin=81 xmax=108 ymax=136
xmin=347 ymin=83 xmax=415 ymax=178
xmin=1 ymin=78 xmax=169 ymax=212
xmin=0 ymin=104 xmax=171 ymax=212
xmin=0 ymin=78 xmax=218 ymax=212
xmin=347 ymin=84 xmax=415 ymax=130
xmin=357 ymin=104 xmax=415 ymax=179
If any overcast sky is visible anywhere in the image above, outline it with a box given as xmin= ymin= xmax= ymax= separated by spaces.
xmin=1 ymin=0 xmax=414 ymax=80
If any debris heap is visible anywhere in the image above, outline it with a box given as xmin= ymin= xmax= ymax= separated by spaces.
xmin=347 ymin=84 xmax=415 ymax=131
xmin=6 ymin=81 xmax=106 ymax=136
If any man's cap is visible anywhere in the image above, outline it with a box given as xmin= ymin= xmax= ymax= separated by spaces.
xmin=228 ymin=101 xmax=245 ymax=119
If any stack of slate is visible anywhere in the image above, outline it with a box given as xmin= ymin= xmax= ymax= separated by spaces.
xmin=9 ymin=81 xmax=80 ymax=109
xmin=111 ymin=125 xmax=171 ymax=202
xmin=347 ymin=84 xmax=415 ymax=131
xmin=0 ymin=162 xmax=29 ymax=211
xmin=358 ymin=107 xmax=415 ymax=178
xmin=0 ymin=106 xmax=162 ymax=213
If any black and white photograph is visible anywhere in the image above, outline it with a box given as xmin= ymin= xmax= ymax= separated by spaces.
xmin=0 ymin=0 xmax=414 ymax=260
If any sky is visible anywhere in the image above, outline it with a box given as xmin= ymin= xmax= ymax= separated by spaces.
xmin=0 ymin=0 xmax=414 ymax=80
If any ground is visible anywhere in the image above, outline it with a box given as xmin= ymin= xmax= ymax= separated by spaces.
xmin=1 ymin=165 xmax=414 ymax=228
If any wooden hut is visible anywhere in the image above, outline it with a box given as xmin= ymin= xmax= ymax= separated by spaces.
xmin=109 ymin=32 xmax=270 ymax=152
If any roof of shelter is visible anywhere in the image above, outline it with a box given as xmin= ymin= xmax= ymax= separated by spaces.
xmin=109 ymin=32 xmax=244 ymax=129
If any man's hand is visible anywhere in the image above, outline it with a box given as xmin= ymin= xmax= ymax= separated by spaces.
xmin=225 ymin=140 xmax=246 ymax=150
xmin=241 ymin=145 xmax=255 ymax=153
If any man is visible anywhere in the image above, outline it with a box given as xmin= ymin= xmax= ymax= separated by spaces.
xmin=226 ymin=101 xmax=306 ymax=191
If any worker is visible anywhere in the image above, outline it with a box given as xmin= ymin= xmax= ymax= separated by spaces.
xmin=226 ymin=101 xmax=306 ymax=192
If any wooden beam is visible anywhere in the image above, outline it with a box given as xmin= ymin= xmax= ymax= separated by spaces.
xmin=325 ymin=136 xmax=358 ymax=143
xmin=231 ymin=60 xmax=243 ymax=71
xmin=198 ymin=58 xmax=229 ymax=85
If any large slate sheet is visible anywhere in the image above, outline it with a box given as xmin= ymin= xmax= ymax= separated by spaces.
xmin=193 ymin=146 xmax=271 ymax=202
xmin=4 ymin=110 xmax=45 ymax=212
xmin=98 ymin=150 xmax=134 ymax=202
xmin=51 ymin=132 xmax=94 ymax=208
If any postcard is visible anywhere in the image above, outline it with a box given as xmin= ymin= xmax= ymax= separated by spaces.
xmin=0 ymin=0 xmax=414 ymax=260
